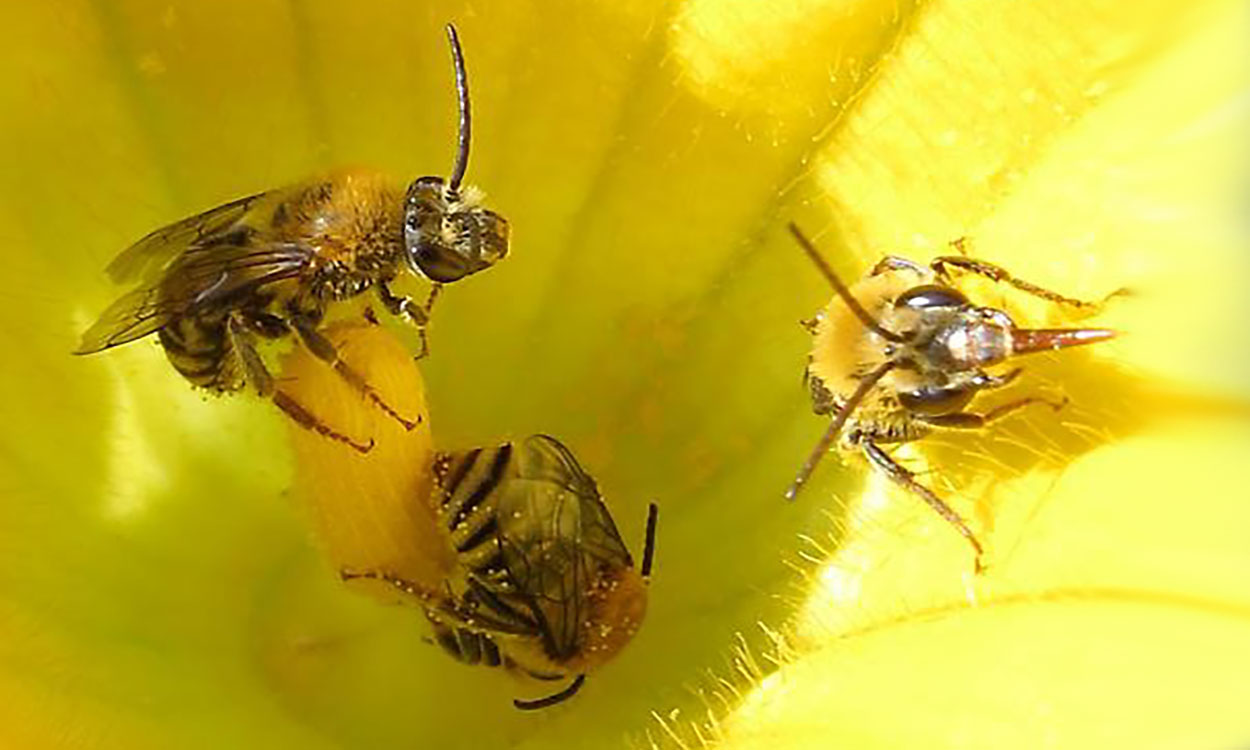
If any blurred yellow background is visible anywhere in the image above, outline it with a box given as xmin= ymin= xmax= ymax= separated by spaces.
xmin=0 ymin=0 xmax=1246 ymax=748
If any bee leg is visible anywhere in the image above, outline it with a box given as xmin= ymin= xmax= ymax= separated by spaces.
xmin=919 ymin=395 xmax=1068 ymax=430
xmin=378 ymin=282 xmax=442 ymax=360
xmin=290 ymin=317 xmax=421 ymax=431
xmin=930 ymin=256 xmax=1108 ymax=310
xmin=429 ymin=623 xmax=504 ymax=668
xmin=869 ymin=256 xmax=928 ymax=277
xmin=339 ymin=568 xmax=524 ymax=634
xmin=340 ymin=568 xmax=447 ymax=606
xmin=271 ymin=391 xmax=375 ymax=454
xmin=861 ymin=440 xmax=986 ymax=573
xmin=227 ymin=317 xmax=374 ymax=453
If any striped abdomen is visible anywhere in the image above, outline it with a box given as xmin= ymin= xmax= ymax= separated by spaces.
xmin=157 ymin=314 xmax=243 ymax=393
xmin=431 ymin=444 xmax=547 ymax=666
xmin=430 ymin=622 xmax=504 ymax=668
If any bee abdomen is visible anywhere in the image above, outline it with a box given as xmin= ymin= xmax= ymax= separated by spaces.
xmin=158 ymin=317 xmax=243 ymax=393
xmin=431 ymin=622 xmax=504 ymax=668
xmin=437 ymin=444 xmax=514 ymax=556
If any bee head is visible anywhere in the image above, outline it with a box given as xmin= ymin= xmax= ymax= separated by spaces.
xmin=403 ymin=176 xmax=509 ymax=283
xmin=401 ymin=24 xmax=510 ymax=284
xmin=900 ymin=287 xmax=1116 ymax=375
xmin=894 ymin=284 xmax=1015 ymax=370
xmin=564 ymin=502 xmax=656 ymax=673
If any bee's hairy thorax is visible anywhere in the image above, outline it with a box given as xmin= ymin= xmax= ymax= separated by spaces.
xmin=290 ymin=172 xmax=407 ymax=302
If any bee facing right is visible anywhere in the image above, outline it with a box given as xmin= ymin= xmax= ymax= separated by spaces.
xmin=74 ymin=24 xmax=507 ymax=453
xmin=786 ymin=223 xmax=1118 ymax=572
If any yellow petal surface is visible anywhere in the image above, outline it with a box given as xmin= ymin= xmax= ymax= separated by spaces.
xmin=0 ymin=0 xmax=1244 ymax=748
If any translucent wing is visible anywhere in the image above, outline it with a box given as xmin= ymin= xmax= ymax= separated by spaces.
xmin=493 ymin=434 xmax=633 ymax=660
xmin=104 ymin=192 xmax=267 ymax=284
xmin=76 ymin=241 xmax=312 ymax=354
xmin=77 ymin=192 xmax=313 ymax=354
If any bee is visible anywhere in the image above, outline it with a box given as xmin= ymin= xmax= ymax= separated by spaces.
xmin=786 ymin=223 xmax=1118 ymax=571
xmin=343 ymin=435 xmax=659 ymax=710
xmin=74 ymin=24 xmax=508 ymax=452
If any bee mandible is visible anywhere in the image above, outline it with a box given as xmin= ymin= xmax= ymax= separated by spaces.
xmin=75 ymin=24 xmax=508 ymax=452
xmin=786 ymin=223 xmax=1117 ymax=571
xmin=343 ymin=435 xmax=659 ymax=710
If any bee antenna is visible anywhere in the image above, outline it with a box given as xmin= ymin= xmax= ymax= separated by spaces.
xmin=785 ymin=361 xmax=895 ymax=500
xmin=514 ymin=674 xmax=586 ymax=710
xmin=445 ymin=23 xmax=471 ymax=193
xmin=640 ymin=503 xmax=659 ymax=579
xmin=788 ymin=223 xmax=906 ymax=344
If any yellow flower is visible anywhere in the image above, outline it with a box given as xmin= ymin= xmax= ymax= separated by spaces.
xmin=0 ymin=0 xmax=1244 ymax=749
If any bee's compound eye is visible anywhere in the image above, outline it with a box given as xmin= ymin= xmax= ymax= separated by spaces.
xmin=405 ymin=176 xmax=446 ymax=208
xmin=898 ymin=383 xmax=976 ymax=416
xmin=895 ymin=285 xmax=968 ymax=310
xmin=412 ymin=175 xmax=445 ymax=191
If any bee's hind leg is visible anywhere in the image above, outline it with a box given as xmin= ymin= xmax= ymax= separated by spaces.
xmin=227 ymin=316 xmax=373 ymax=453
xmin=289 ymin=316 xmax=421 ymax=431
xmin=270 ymin=391 xmax=375 ymax=454
xmin=861 ymin=440 xmax=986 ymax=573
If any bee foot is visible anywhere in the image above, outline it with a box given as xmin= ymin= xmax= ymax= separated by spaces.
xmin=366 ymin=394 xmax=421 ymax=431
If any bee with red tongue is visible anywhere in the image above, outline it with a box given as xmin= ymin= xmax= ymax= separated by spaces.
xmin=786 ymin=223 xmax=1118 ymax=573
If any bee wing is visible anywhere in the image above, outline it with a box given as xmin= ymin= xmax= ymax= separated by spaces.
xmin=494 ymin=435 xmax=632 ymax=660
xmin=103 ymin=192 xmax=268 ymax=285
xmin=75 ymin=241 xmax=312 ymax=354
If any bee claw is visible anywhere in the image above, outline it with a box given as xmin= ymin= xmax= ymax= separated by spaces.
xmin=1104 ymin=286 xmax=1133 ymax=303
xmin=973 ymin=553 xmax=988 ymax=575
xmin=369 ymin=397 xmax=420 ymax=431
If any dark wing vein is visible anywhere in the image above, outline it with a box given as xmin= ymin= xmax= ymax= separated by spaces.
xmin=494 ymin=436 xmax=634 ymax=660
xmin=104 ymin=192 xmax=269 ymax=284
xmin=76 ymin=243 xmax=311 ymax=354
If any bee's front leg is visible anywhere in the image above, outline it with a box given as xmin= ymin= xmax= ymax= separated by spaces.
xmin=378 ymin=282 xmax=443 ymax=360
xmin=930 ymin=255 xmax=1115 ymax=311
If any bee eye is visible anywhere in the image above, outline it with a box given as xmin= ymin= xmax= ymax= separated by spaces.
xmin=895 ymin=285 xmax=968 ymax=310
xmin=898 ymin=383 xmax=976 ymax=415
